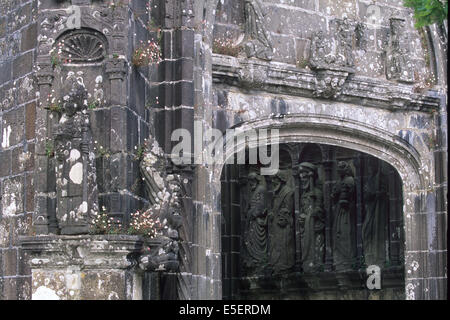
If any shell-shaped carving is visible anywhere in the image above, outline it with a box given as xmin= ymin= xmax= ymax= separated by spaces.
xmin=55 ymin=29 xmax=107 ymax=63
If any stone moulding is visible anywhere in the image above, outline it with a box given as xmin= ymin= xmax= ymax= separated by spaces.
xmin=20 ymin=235 xmax=147 ymax=300
xmin=212 ymin=54 xmax=440 ymax=112
xmin=20 ymin=235 xmax=144 ymax=269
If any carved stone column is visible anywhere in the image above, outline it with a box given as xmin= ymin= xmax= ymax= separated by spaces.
xmin=105 ymin=58 xmax=127 ymax=106
xmin=20 ymin=235 xmax=144 ymax=300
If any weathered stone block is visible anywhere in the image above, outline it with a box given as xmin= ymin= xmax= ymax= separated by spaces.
xmin=12 ymin=51 xmax=33 ymax=78
xmin=20 ymin=235 xmax=144 ymax=300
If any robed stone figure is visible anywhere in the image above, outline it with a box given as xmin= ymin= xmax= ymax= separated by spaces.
xmin=298 ymin=162 xmax=325 ymax=273
xmin=268 ymin=170 xmax=295 ymax=274
xmin=242 ymin=172 xmax=268 ymax=274
xmin=331 ymin=161 xmax=356 ymax=271
xmin=362 ymin=159 xmax=388 ymax=267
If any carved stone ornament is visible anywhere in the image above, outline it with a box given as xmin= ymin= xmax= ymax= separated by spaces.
xmin=362 ymin=159 xmax=388 ymax=267
xmin=238 ymin=63 xmax=268 ymax=88
xmin=242 ymin=172 xmax=268 ymax=275
xmin=298 ymin=162 xmax=325 ymax=273
xmin=242 ymin=0 xmax=274 ymax=61
xmin=385 ymin=16 xmax=415 ymax=83
xmin=55 ymin=29 xmax=108 ymax=63
xmin=331 ymin=161 xmax=357 ymax=272
xmin=309 ymin=18 xmax=357 ymax=99
xmin=268 ymin=169 xmax=295 ymax=274
xmin=313 ymin=69 xmax=350 ymax=99
xmin=137 ymin=136 xmax=184 ymax=273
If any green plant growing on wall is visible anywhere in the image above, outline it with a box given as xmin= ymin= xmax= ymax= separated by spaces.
xmin=90 ymin=209 xmax=123 ymax=235
xmin=50 ymin=53 xmax=62 ymax=67
xmin=88 ymin=100 xmax=99 ymax=110
xmin=404 ymin=0 xmax=448 ymax=27
xmin=213 ymin=37 xmax=240 ymax=57
xmin=45 ymin=140 xmax=55 ymax=158
xmin=132 ymin=40 xmax=162 ymax=67
xmin=46 ymin=102 xmax=63 ymax=114
xmin=134 ymin=144 xmax=145 ymax=161
xmin=127 ymin=210 xmax=162 ymax=239
xmin=95 ymin=145 xmax=110 ymax=158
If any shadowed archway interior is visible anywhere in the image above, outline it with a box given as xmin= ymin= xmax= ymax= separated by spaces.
xmin=221 ymin=143 xmax=404 ymax=300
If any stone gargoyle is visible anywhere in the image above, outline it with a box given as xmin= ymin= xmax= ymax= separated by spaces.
xmin=137 ymin=136 xmax=184 ymax=273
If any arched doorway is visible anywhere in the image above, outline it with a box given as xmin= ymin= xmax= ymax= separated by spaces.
xmin=221 ymin=143 xmax=405 ymax=299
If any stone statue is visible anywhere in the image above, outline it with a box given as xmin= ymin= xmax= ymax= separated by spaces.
xmin=331 ymin=161 xmax=357 ymax=271
xmin=310 ymin=31 xmax=334 ymax=69
xmin=310 ymin=18 xmax=356 ymax=70
xmin=385 ymin=17 xmax=414 ymax=83
xmin=138 ymin=136 xmax=183 ymax=272
xmin=335 ymin=17 xmax=356 ymax=68
xmin=362 ymin=158 xmax=388 ymax=267
xmin=298 ymin=162 xmax=325 ymax=273
xmin=243 ymin=0 xmax=273 ymax=60
xmin=268 ymin=169 xmax=295 ymax=274
xmin=242 ymin=172 xmax=268 ymax=274
xmin=53 ymin=76 xmax=98 ymax=234
xmin=309 ymin=19 xmax=356 ymax=99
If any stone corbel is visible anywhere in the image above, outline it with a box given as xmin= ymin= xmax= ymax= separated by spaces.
xmin=238 ymin=62 xmax=268 ymax=89
xmin=312 ymin=67 xmax=353 ymax=99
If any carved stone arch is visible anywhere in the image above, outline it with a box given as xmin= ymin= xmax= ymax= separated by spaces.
xmin=213 ymin=114 xmax=428 ymax=299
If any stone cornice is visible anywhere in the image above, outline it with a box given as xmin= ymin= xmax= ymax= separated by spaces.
xmin=212 ymin=54 xmax=441 ymax=113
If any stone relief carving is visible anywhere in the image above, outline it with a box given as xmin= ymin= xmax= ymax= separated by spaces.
xmin=242 ymin=172 xmax=268 ymax=274
xmin=385 ymin=16 xmax=414 ymax=83
xmin=138 ymin=137 xmax=184 ymax=272
xmin=362 ymin=159 xmax=388 ymax=267
xmin=309 ymin=18 xmax=359 ymax=99
xmin=268 ymin=170 xmax=295 ymax=274
xmin=242 ymin=0 xmax=273 ymax=61
xmin=298 ymin=162 xmax=325 ymax=273
xmin=53 ymin=76 xmax=99 ymax=235
xmin=55 ymin=30 xmax=108 ymax=63
xmin=331 ymin=161 xmax=357 ymax=271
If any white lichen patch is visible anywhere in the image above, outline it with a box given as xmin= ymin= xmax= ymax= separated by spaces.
xmin=69 ymin=162 xmax=83 ymax=184
xmin=33 ymin=286 xmax=60 ymax=300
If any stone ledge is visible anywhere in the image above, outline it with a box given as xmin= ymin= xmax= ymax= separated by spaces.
xmin=19 ymin=235 xmax=145 ymax=270
xmin=212 ymin=54 xmax=441 ymax=112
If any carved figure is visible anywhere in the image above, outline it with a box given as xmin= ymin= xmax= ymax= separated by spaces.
xmin=331 ymin=161 xmax=357 ymax=271
xmin=268 ymin=170 xmax=295 ymax=274
xmin=362 ymin=159 xmax=388 ymax=267
xmin=242 ymin=172 xmax=268 ymax=274
xmin=53 ymin=76 xmax=98 ymax=234
xmin=336 ymin=17 xmax=356 ymax=68
xmin=243 ymin=0 xmax=273 ymax=60
xmin=298 ymin=162 xmax=325 ymax=273
xmin=386 ymin=17 xmax=414 ymax=83
xmin=138 ymin=137 xmax=184 ymax=272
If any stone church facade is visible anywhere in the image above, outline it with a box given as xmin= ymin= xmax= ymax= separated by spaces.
xmin=0 ymin=0 xmax=447 ymax=300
